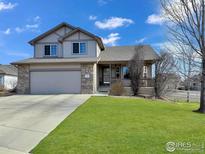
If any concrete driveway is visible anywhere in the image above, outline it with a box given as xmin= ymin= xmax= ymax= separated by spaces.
xmin=0 ymin=94 xmax=90 ymax=154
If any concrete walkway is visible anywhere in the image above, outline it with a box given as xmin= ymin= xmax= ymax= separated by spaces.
xmin=0 ymin=94 xmax=90 ymax=154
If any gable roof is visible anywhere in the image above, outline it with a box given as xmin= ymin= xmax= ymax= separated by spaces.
xmin=0 ymin=65 xmax=17 ymax=76
xmin=99 ymin=45 xmax=159 ymax=63
xmin=28 ymin=22 xmax=105 ymax=50
xmin=29 ymin=22 xmax=76 ymax=45
xmin=59 ymin=27 xmax=104 ymax=50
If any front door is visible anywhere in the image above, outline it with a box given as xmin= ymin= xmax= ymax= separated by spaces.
xmin=103 ymin=67 xmax=110 ymax=85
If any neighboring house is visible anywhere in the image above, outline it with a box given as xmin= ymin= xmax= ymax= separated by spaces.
xmin=11 ymin=22 xmax=158 ymax=95
xmin=183 ymin=74 xmax=201 ymax=91
xmin=0 ymin=65 xmax=17 ymax=90
xmin=165 ymin=73 xmax=181 ymax=90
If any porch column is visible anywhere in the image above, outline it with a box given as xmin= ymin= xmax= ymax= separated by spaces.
xmin=109 ymin=64 xmax=112 ymax=87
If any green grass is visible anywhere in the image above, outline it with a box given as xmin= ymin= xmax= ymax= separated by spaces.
xmin=32 ymin=97 xmax=205 ymax=154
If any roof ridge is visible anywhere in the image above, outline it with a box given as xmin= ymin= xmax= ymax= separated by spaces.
xmin=105 ymin=44 xmax=151 ymax=48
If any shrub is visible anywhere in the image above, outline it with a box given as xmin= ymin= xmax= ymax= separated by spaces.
xmin=0 ymin=86 xmax=4 ymax=92
xmin=109 ymin=81 xmax=124 ymax=96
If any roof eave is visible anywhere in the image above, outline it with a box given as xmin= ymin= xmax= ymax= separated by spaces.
xmin=11 ymin=60 xmax=97 ymax=65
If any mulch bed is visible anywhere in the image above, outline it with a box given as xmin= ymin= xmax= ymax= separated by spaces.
xmin=0 ymin=91 xmax=15 ymax=97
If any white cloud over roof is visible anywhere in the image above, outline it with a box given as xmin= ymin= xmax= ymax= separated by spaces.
xmin=95 ymin=17 xmax=134 ymax=29
xmin=102 ymin=33 xmax=120 ymax=46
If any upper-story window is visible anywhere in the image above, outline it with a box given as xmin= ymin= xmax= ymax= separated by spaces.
xmin=44 ymin=45 xmax=57 ymax=56
xmin=72 ymin=42 xmax=86 ymax=54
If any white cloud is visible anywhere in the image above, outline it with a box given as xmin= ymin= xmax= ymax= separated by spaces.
xmin=0 ymin=1 xmax=17 ymax=11
xmin=135 ymin=37 xmax=147 ymax=44
xmin=1 ymin=28 xmax=11 ymax=35
xmin=26 ymin=24 xmax=39 ymax=29
xmin=15 ymin=24 xmax=39 ymax=33
xmin=95 ymin=17 xmax=134 ymax=29
xmin=7 ymin=51 xmax=30 ymax=57
xmin=102 ymin=33 xmax=120 ymax=46
xmin=15 ymin=27 xmax=25 ymax=33
xmin=15 ymin=16 xmax=41 ymax=33
xmin=33 ymin=16 xmax=40 ymax=22
xmin=146 ymin=14 xmax=165 ymax=25
xmin=97 ymin=0 xmax=111 ymax=6
xmin=89 ymin=15 xmax=97 ymax=21
xmin=146 ymin=0 xmax=200 ymax=25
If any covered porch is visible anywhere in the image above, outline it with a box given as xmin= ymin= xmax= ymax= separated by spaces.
xmin=97 ymin=62 xmax=154 ymax=93
xmin=97 ymin=45 xmax=159 ymax=95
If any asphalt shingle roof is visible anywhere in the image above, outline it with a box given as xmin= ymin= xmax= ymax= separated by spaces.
xmin=99 ymin=45 xmax=159 ymax=62
xmin=0 ymin=65 xmax=17 ymax=76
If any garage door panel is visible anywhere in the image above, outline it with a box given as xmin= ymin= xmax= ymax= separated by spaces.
xmin=30 ymin=71 xmax=81 ymax=94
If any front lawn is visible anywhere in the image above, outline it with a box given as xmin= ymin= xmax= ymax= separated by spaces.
xmin=32 ymin=97 xmax=205 ymax=154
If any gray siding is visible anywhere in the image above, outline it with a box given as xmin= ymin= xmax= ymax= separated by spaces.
xmin=63 ymin=40 xmax=97 ymax=58
xmin=33 ymin=28 xmax=100 ymax=58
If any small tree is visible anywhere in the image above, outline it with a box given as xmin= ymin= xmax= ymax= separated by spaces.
xmin=128 ymin=46 xmax=144 ymax=95
xmin=155 ymin=51 xmax=176 ymax=98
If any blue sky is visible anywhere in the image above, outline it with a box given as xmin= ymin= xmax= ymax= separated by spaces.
xmin=0 ymin=0 xmax=166 ymax=64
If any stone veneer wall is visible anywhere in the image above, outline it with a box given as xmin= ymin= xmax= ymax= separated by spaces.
xmin=17 ymin=65 xmax=30 ymax=94
xmin=81 ymin=64 xmax=94 ymax=94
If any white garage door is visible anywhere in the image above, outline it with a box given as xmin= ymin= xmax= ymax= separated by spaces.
xmin=30 ymin=71 xmax=81 ymax=94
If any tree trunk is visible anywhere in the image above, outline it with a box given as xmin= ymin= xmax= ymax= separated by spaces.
xmin=187 ymin=80 xmax=190 ymax=103
xmin=197 ymin=58 xmax=205 ymax=113
xmin=154 ymin=63 xmax=159 ymax=98
xmin=187 ymin=91 xmax=190 ymax=103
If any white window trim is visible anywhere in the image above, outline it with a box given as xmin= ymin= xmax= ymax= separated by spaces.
xmin=72 ymin=42 xmax=87 ymax=55
xmin=44 ymin=44 xmax=58 ymax=57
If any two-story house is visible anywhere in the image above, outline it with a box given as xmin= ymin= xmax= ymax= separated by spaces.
xmin=12 ymin=22 xmax=158 ymax=95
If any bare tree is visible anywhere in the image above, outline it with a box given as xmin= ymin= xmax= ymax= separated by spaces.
xmin=128 ymin=46 xmax=144 ymax=96
xmin=161 ymin=0 xmax=205 ymax=113
xmin=168 ymin=42 xmax=201 ymax=102
xmin=155 ymin=51 xmax=176 ymax=98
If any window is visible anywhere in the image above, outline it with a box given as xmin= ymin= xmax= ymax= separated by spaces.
xmin=111 ymin=65 xmax=121 ymax=79
xmin=122 ymin=66 xmax=129 ymax=79
xmin=80 ymin=43 xmax=86 ymax=54
xmin=73 ymin=43 xmax=79 ymax=54
xmin=0 ymin=76 xmax=3 ymax=85
xmin=72 ymin=42 xmax=86 ymax=54
xmin=44 ymin=45 xmax=57 ymax=56
xmin=116 ymin=67 xmax=120 ymax=78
